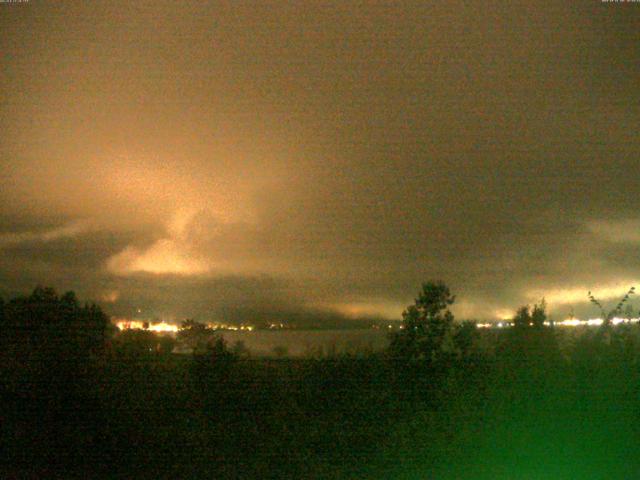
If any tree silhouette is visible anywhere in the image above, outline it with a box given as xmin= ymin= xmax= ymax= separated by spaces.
xmin=512 ymin=300 xmax=547 ymax=330
xmin=513 ymin=305 xmax=531 ymax=330
xmin=178 ymin=319 xmax=214 ymax=353
xmin=1 ymin=286 xmax=110 ymax=364
xmin=0 ymin=287 xmax=113 ymax=468
xmin=588 ymin=286 xmax=635 ymax=326
xmin=531 ymin=299 xmax=547 ymax=328
xmin=389 ymin=281 xmax=456 ymax=365
xmin=500 ymin=300 xmax=560 ymax=369
xmin=453 ymin=320 xmax=479 ymax=359
xmin=624 ymin=303 xmax=635 ymax=321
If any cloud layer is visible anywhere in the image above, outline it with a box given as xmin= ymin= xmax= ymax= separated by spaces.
xmin=1 ymin=2 xmax=640 ymax=322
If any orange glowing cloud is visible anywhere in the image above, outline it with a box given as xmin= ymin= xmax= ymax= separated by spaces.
xmin=107 ymin=238 xmax=210 ymax=276
xmin=106 ymin=208 xmax=213 ymax=275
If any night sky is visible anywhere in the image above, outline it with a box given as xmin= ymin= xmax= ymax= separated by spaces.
xmin=1 ymin=1 xmax=640 ymax=322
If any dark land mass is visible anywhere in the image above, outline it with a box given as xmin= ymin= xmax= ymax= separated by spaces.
xmin=2 ymin=286 xmax=640 ymax=479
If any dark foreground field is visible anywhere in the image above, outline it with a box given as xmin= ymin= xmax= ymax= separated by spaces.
xmin=3 ymin=348 xmax=640 ymax=480
xmin=3 ymin=286 xmax=640 ymax=479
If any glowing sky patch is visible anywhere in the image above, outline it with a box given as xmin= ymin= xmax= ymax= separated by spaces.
xmin=323 ymin=300 xmax=408 ymax=320
xmin=525 ymin=282 xmax=639 ymax=307
xmin=107 ymin=239 xmax=210 ymax=276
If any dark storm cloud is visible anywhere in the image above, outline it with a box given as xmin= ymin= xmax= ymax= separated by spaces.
xmin=1 ymin=1 xmax=640 ymax=321
xmin=0 ymin=230 xmax=133 ymax=269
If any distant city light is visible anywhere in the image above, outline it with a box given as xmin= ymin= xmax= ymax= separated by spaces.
xmin=112 ymin=316 xmax=640 ymax=334
xmin=114 ymin=319 xmax=255 ymax=333
xmin=475 ymin=317 xmax=639 ymax=329
xmin=114 ymin=320 xmax=179 ymax=332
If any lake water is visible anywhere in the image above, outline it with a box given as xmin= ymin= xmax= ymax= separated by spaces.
xmin=216 ymin=329 xmax=392 ymax=357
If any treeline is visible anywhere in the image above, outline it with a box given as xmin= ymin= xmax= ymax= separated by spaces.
xmin=2 ymin=284 xmax=640 ymax=478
